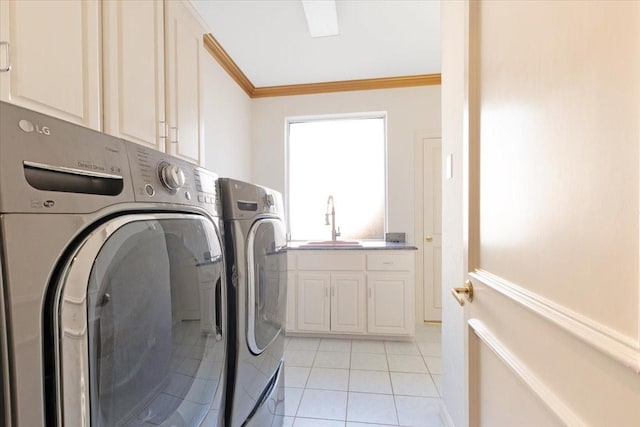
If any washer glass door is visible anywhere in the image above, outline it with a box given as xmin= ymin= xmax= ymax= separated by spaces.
xmin=246 ymin=218 xmax=287 ymax=354
xmin=55 ymin=214 xmax=226 ymax=427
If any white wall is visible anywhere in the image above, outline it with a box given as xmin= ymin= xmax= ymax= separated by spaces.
xmin=201 ymin=54 xmax=252 ymax=181
xmin=251 ymin=86 xmax=441 ymax=243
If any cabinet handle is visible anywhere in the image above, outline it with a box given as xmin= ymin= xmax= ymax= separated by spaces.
xmin=0 ymin=41 xmax=10 ymax=72
xmin=170 ymin=126 xmax=179 ymax=144
xmin=368 ymin=288 xmax=372 ymax=298
xmin=159 ymin=121 xmax=168 ymax=140
xmin=325 ymin=288 xmax=328 ymax=297
xmin=331 ymin=287 xmax=334 ymax=297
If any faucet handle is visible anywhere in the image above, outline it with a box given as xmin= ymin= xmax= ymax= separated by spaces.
xmin=336 ymin=227 xmax=341 ymax=237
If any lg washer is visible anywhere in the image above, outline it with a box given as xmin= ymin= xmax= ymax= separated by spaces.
xmin=0 ymin=101 xmax=228 ymax=426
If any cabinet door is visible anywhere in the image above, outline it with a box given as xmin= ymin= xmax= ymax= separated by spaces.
xmin=331 ymin=273 xmax=366 ymax=333
xmin=0 ymin=0 xmax=101 ymax=129
xmin=367 ymin=273 xmax=414 ymax=335
xmin=286 ymin=271 xmax=297 ymax=332
xmin=103 ymin=0 xmax=165 ymax=151
xmin=165 ymin=0 xmax=205 ymax=165
xmin=297 ymin=272 xmax=330 ymax=332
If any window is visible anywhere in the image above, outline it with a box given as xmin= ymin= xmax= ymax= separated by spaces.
xmin=287 ymin=114 xmax=386 ymax=241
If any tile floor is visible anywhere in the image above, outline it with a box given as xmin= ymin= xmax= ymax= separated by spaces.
xmin=283 ymin=324 xmax=443 ymax=427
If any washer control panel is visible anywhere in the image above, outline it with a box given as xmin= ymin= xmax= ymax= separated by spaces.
xmin=125 ymin=142 xmax=220 ymax=215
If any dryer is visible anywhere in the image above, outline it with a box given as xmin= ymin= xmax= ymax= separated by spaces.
xmin=219 ymin=178 xmax=287 ymax=427
xmin=0 ymin=101 xmax=227 ymax=426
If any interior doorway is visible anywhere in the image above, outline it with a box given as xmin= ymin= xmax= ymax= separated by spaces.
xmin=414 ymin=131 xmax=443 ymax=322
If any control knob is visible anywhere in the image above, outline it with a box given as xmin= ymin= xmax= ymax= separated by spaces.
xmin=158 ymin=162 xmax=186 ymax=191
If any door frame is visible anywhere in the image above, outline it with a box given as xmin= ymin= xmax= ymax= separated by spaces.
xmin=414 ymin=129 xmax=442 ymax=324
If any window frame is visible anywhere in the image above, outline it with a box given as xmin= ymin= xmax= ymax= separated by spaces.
xmin=284 ymin=111 xmax=389 ymax=241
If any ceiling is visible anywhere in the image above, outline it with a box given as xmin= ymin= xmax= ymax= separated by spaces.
xmin=190 ymin=0 xmax=441 ymax=88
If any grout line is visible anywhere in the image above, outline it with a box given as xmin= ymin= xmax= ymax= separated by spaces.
xmin=291 ymin=326 xmax=442 ymax=426
xmin=345 ymin=365 xmax=351 ymax=423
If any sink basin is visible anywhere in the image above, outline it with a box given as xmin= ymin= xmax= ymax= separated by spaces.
xmin=302 ymin=240 xmax=363 ymax=247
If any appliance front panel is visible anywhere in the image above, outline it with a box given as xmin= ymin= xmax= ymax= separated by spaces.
xmin=0 ymin=259 xmax=8 ymax=426
xmin=55 ymin=213 xmax=226 ymax=427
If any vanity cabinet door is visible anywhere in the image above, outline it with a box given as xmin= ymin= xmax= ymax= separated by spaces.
xmin=297 ymin=272 xmax=330 ymax=332
xmin=330 ymin=273 xmax=366 ymax=334
xmin=286 ymin=271 xmax=297 ymax=332
xmin=367 ymin=273 xmax=413 ymax=335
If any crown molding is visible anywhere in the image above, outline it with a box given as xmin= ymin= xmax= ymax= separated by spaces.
xmin=203 ymin=33 xmax=441 ymax=98
xmin=251 ymin=74 xmax=441 ymax=98
xmin=203 ymin=34 xmax=255 ymax=97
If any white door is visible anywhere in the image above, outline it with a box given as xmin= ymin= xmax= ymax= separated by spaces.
xmin=330 ymin=273 xmax=365 ymax=333
xmin=296 ymin=272 xmax=330 ymax=332
xmin=103 ymin=0 xmax=165 ymax=151
xmin=0 ymin=0 xmax=101 ymax=129
xmin=423 ymin=137 xmax=442 ymax=321
xmin=441 ymin=1 xmax=640 ymax=426
xmin=165 ymin=0 xmax=205 ymax=165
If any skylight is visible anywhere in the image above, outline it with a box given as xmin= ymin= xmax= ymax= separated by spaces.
xmin=301 ymin=0 xmax=340 ymax=38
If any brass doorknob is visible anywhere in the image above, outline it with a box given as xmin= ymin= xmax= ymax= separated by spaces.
xmin=425 ymin=236 xmax=433 ymax=242
xmin=451 ymin=280 xmax=473 ymax=306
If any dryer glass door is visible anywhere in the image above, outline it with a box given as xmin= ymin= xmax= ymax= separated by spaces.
xmin=246 ymin=219 xmax=287 ymax=354
xmin=55 ymin=214 xmax=226 ymax=427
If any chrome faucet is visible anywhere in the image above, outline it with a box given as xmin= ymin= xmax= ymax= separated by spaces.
xmin=325 ymin=195 xmax=341 ymax=241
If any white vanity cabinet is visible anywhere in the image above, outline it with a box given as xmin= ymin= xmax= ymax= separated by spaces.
xmin=287 ymin=249 xmax=415 ymax=338
xmin=293 ymin=252 xmax=367 ymax=334
xmin=0 ymin=0 xmax=102 ymax=129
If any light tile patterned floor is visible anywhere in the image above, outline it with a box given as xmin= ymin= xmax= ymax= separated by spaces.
xmin=283 ymin=324 xmax=443 ymax=427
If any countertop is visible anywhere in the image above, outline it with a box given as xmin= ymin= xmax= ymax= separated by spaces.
xmin=285 ymin=241 xmax=417 ymax=251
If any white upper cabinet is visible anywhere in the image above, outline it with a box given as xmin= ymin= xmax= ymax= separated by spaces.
xmin=102 ymin=0 xmax=165 ymax=151
xmin=1 ymin=0 xmax=206 ymax=164
xmin=165 ymin=0 xmax=205 ymax=165
xmin=0 ymin=0 xmax=101 ymax=129
xmin=103 ymin=0 xmax=205 ymax=165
